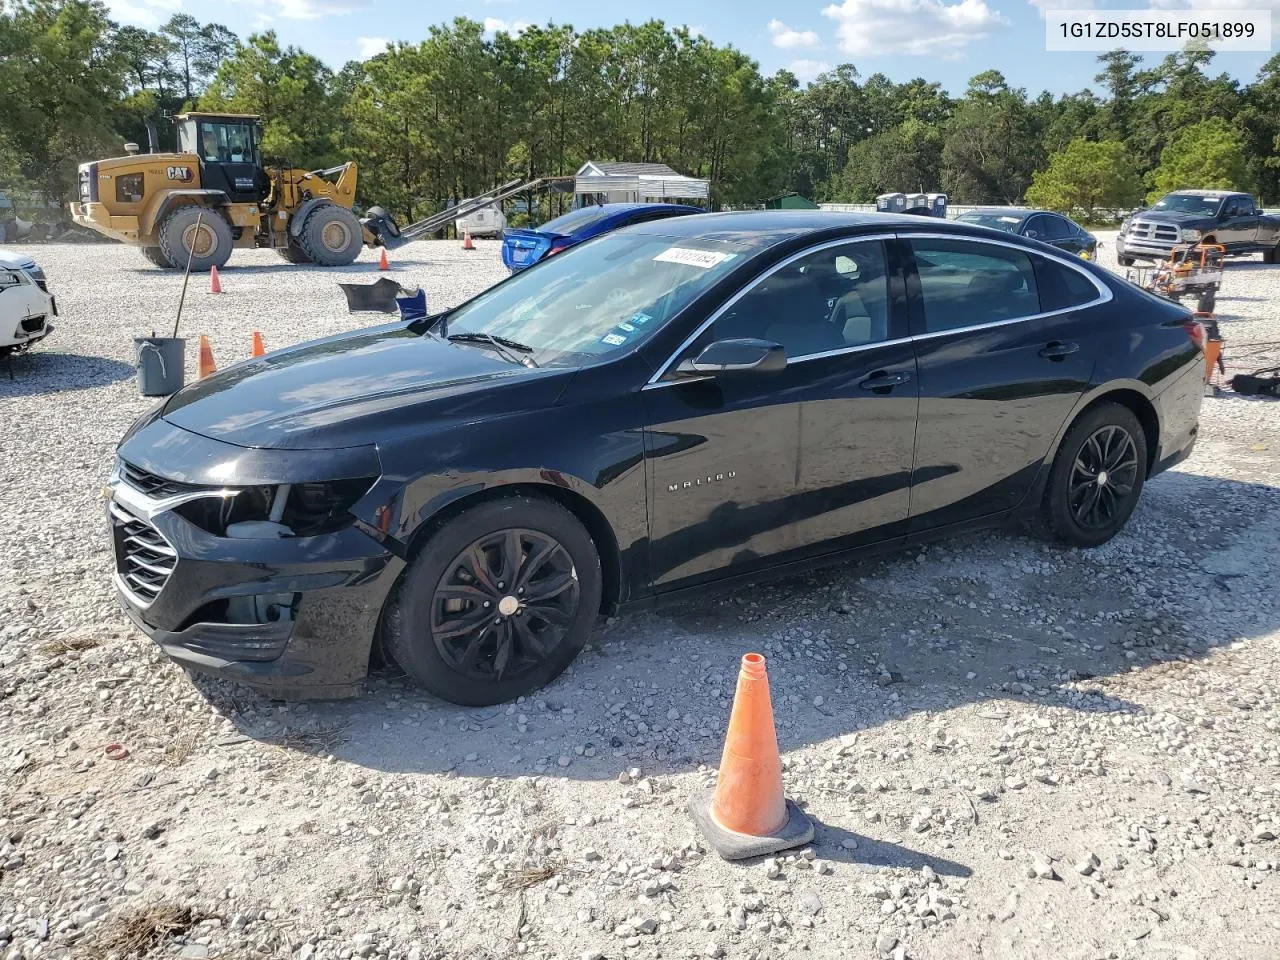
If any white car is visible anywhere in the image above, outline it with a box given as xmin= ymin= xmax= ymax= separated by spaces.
xmin=0 ymin=252 xmax=55 ymax=355
xmin=454 ymin=203 xmax=506 ymax=238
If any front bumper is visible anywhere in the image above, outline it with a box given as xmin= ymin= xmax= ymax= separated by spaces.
xmin=1116 ymin=235 xmax=1177 ymax=261
xmin=69 ymin=201 xmax=139 ymax=244
xmin=106 ymin=446 xmax=404 ymax=700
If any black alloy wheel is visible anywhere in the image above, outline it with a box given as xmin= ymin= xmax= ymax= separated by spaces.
xmin=384 ymin=496 xmax=602 ymax=705
xmin=1042 ymin=402 xmax=1148 ymax=548
xmin=431 ymin=528 xmax=580 ymax=683
xmin=1068 ymin=425 xmax=1140 ymax=532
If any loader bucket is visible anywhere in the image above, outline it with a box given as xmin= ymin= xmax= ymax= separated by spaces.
xmin=338 ymin=276 xmax=404 ymax=313
xmin=359 ymin=207 xmax=409 ymax=251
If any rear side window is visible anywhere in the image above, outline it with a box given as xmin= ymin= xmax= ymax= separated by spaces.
xmin=1034 ymin=256 xmax=1102 ymax=312
xmin=909 ymin=239 xmax=1039 ymax=333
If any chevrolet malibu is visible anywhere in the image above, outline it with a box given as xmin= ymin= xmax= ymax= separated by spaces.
xmin=107 ymin=213 xmax=1206 ymax=706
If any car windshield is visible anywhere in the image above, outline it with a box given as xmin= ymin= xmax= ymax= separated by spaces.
xmin=1151 ymin=194 xmax=1224 ymax=215
xmin=438 ymin=232 xmax=744 ymax=367
xmin=537 ymin=206 xmax=616 ymax=236
xmin=955 ymin=212 xmax=1025 ymax=233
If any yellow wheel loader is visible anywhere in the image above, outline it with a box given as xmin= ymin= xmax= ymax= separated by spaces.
xmin=69 ymin=112 xmax=545 ymax=271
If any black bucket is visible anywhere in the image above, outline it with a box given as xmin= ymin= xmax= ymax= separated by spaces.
xmin=134 ymin=336 xmax=186 ymax=396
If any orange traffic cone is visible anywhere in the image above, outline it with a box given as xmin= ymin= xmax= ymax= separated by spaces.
xmin=378 ymin=248 xmax=389 ymax=271
xmin=690 ymin=653 xmax=813 ymax=860
xmin=209 ymin=265 xmax=222 ymax=294
xmin=251 ymin=331 xmax=265 ymax=357
xmin=462 ymin=230 xmax=475 ymax=251
xmin=197 ymin=335 xmax=217 ymax=379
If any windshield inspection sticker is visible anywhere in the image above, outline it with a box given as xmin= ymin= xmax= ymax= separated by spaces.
xmin=618 ymin=321 xmax=637 ymax=332
xmin=629 ymin=312 xmax=653 ymax=326
xmin=601 ymin=333 xmax=628 ymax=346
xmin=654 ymin=247 xmax=734 ymax=269
xmin=999 ymin=216 xmax=1021 ymax=223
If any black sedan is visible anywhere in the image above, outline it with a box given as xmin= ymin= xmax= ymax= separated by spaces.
xmin=955 ymin=208 xmax=1099 ymax=259
xmin=108 ymin=212 xmax=1205 ymax=706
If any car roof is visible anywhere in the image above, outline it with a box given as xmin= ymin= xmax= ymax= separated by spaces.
xmin=959 ymin=207 xmax=1037 ymax=217
xmin=580 ymin=202 xmax=700 ymax=214
xmin=629 ymin=210 xmax=1015 ymax=246
xmin=1166 ymin=189 xmax=1244 ymax=197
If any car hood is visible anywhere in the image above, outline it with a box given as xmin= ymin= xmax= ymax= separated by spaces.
xmin=1132 ymin=210 xmax=1213 ymax=226
xmin=162 ymin=321 xmax=562 ymax=450
xmin=0 ymin=253 xmax=37 ymax=271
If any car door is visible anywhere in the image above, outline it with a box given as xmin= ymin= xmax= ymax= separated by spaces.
xmin=641 ymin=235 xmax=917 ymax=589
xmin=1221 ymin=196 xmax=1260 ymax=250
xmin=903 ymin=234 xmax=1103 ymax=534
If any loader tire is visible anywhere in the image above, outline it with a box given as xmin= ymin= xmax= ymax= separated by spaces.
xmin=297 ymin=205 xmax=363 ymax=267
xmin=276 ymin=244 xmax=312 ymax=264
xmin=157 ymin=206 xmax=233 ymax=272
xmin=140 ymin=246 xmax=174 ymax=269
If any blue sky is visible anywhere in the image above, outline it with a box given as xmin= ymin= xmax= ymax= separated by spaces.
xmin=106 ymin=0 xmax=1274 ymax=97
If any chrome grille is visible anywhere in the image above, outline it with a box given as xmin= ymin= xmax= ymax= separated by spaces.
xmin=1128 ymin=220 xmax=1180 ymax=243
xmin=110 ymin=501 xmax=176 ymax=607
xmin=120 ymin=460 xmax=200 ymax=499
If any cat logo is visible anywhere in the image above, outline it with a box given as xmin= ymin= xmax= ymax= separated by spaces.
xmin=166 ymin=166 xmax=194 ymax=183
xmin=668 ymin=471 xmax=735 ymax=493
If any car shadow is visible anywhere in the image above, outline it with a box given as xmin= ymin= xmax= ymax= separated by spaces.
xmin=180 ymin=467 xmax=1280 ymax=803
xmin=0 ymin=350 xmax=135 ymax=395
xmin=122 ymin=257 xmax=477 ymax=277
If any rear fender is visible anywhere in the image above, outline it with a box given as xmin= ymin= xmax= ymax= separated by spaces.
xmin=141 ymin=190 xmax=230 ymax=238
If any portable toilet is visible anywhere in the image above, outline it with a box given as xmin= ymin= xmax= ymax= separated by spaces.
xmin=905 ymin=193 xmax=930 ymax=215
xmin=927 ymin=193 xmax=949 ymax=218
xmin=876 ymin=192 xmax=907 ymax=214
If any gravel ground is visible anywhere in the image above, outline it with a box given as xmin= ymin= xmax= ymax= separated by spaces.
xmin=2 ymin=234 xmax=1279 ymax=960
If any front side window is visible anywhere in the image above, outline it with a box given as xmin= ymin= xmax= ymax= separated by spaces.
xmin=707 ymin=240 xmax=892 ymax=358
xmin=910 ymin=239 xmax=1039 ymax=333
xmin=439 ymin=232 xmax=745 ymax=367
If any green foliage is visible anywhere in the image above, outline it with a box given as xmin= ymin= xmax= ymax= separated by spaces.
xmin=1025 ymin=139 xmax=1143 ymax=219
xmin=1147 ymin=118 xmax=1251 ymax=201
xmin=1 ymin=11 xmax=1278 ymax=217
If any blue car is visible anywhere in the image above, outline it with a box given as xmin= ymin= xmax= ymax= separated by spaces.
xmin=501 ymin=202 xmax=703 ymax=272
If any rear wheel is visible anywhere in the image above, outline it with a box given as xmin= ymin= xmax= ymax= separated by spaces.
xmin=140 ymin=246 xmax=173 ymax=269
xmin=297 ymin=205 xmax=363 ymax=267
xmin=1196 ymin=289 xmax=1216 ymax=313
xmin=384 ymin=497 xmax=602 ymax=706
xmin=1263 ymin=244 xmax=1279 ymax=265
xmin=156 ymin=206 xmax=233 ymax=271
xmin=1042 ymin=403 xmax=1147 ymax=548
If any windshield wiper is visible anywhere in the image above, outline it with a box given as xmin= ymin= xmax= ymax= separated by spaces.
xmin=446 ymin=332 xmax=539 ymax=367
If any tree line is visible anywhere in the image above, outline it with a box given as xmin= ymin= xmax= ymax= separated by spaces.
xmin=4 ymin=0 xmax=1280 ymax=224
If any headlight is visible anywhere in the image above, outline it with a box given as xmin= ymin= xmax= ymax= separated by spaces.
xmin=0 ymin=269 xmax=25 ymax=290
xmin=174 ymin=477 xmax=376 ymax=538
xmin=24 ymin=265 xmax=45 ymax=283
xmin=1181 ymin=228 xmax=1201 ymax=242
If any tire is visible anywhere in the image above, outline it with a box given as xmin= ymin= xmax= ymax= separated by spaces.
xmin=1196 ymin=289 xmax=1216 ymax=313
xmin=297 ymin=204 xmax=363 ymax=267
xmin=275 ymin=244 xmax=312 ymax=264
xmin=1117 ymin=254 xmax=1136 ymax=267
xmin=1042 ymin=403 xmax=1148 ymax=548
xmin=156 ymin=206 xmax=233 ymax=272
xmin=1263 ymin=245 xmax=1279 ymax=265
xmin=140 ymin=246 xmax=173 ymax=269
xmin=384 ymin=496 xmax=602 ymax=706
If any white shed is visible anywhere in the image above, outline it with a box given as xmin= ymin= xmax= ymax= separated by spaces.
xmin=574 ymin=161 xmax=710 ymax=206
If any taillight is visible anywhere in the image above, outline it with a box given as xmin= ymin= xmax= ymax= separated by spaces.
xmin=1183 ymin=318 xmax=1207 ymax=350
xmin=546 ymin=244 xmax=566 ymax=257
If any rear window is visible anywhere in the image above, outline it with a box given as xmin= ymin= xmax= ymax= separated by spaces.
xmin=538 ymin=206 xmax=615 ymax=236
xmin=955 ymin=212 xmax=1025 ymax=233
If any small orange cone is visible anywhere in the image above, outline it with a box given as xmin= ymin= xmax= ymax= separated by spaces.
xmin=462 ymin=230 xmax=475 ymax=251
xmin=197 ymin=335 xmax=217 ymax=379
xmin=251 ymin=331 xmax=265 ymax=357
xmin=209 ymin=265 xmax=222 ymax=295
xmin=378 ymin=248 xmax=389 ymax=271
xmin=690 ymin=653 xmax=813 ymax=860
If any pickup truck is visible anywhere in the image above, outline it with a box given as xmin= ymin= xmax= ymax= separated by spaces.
xmin=1115 ymin=190 xmax=1280 ymax=265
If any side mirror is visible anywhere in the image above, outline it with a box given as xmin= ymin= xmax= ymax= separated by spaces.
xmin=675 ymin=338 xmax=786 ymax=377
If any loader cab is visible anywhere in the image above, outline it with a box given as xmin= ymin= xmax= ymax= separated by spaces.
xmin=175 ymin=113 xmax=270 ymax=204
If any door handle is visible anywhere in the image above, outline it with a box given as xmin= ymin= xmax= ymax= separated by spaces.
xmin=1039 ymin=341 xmax=1080 ymax=360
xmin=859 ymin=371 xmax=912 ymax=392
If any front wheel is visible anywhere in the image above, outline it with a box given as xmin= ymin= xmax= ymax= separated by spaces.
xmin=1117 ymin=254 xmax=1136 ymax=267
xmin=384 ymin=497 xmax=602 ymax=706
xmin=1042 ymin=403 xmax=1148 ymax=548
xmin=156 ymin=206 xmax=233 ymax=271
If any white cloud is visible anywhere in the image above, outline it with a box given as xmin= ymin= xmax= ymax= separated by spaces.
xmin=788 ymin=58 xmax=832 ymax=81
xmin=682 ymin=24 xmax=706 ymax=37
xmin=483 ymin=16 xmax=530 ymax=35
xmin=823 ymin=0 xmax=1007 ymax=55
xmin=1027 ymin=0 xmax=1093 ymax=15
xmin=357 ymin=36 xmax=390 ymax=59
xmin=103 ymin=0 xmax=179 ymax=27
xmin=768 ymin=18 xmax=821 ymax=48
xmin=224 ymin=0 xmax=362 ymax=21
